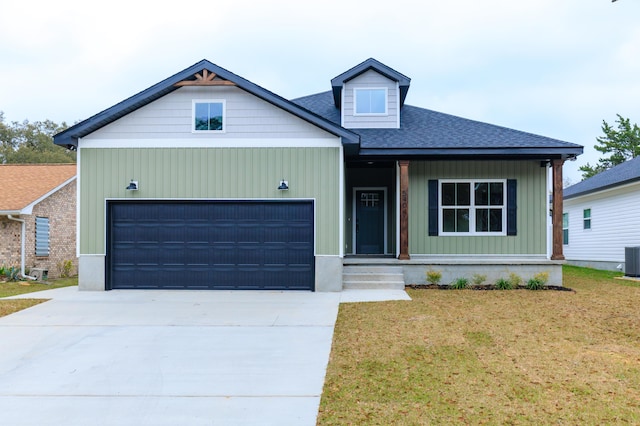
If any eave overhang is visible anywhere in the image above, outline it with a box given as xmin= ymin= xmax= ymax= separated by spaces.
xmin=350 ymin=146 xmax=584 ymax=161
xmin=564 ymin=176 xmax=640 ymax=200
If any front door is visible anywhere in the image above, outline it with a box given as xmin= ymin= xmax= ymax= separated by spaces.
xmin=355 ymin=189 xmax=385 ymax=254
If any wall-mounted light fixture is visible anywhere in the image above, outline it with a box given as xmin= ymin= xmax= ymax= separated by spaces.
xmin=126 ymin=180 xmax=139 ymax=191
xmin=278 ymin=180 xmax=289 ymax=191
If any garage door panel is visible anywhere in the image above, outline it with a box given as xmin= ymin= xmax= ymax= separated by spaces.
xmin=108 ymin=201 xmax=314 ymax=290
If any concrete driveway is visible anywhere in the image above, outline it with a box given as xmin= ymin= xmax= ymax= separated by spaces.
xmin=0 ymin=286 xmax=409 ymax=426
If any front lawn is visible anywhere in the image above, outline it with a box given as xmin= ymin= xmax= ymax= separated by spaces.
xmin=318 ymin=265 xmax=640 ymax=425
xmin=0 ymin=277 xmax=78 ymax=317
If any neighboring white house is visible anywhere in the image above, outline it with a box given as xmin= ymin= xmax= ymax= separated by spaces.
xmin=563 ymin=156 xmax=640 ymax=272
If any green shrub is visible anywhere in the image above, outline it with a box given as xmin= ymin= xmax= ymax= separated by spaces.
xmin=508 ymin=272 xmax=523 ymax=288
xmin=451 ymin=277 xmax=469 ymax=289
xmin=495 ymin=277 xmax=513 ymax=290
xmin=5 ymin=266 xmax=20 ymax=282
xmin=57 ymin=259 xmax=74 ymax=278
xmin=472 ymin=274 xmax=487 ymax=286
xmin=533 ymin=271 xmax=549 ymax=285
xmin=526 ymin=277 xmax=545 ymax=290
xmin=426 ymin=269 xmax=442 ymax=285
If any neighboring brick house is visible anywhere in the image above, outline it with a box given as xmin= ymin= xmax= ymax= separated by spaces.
xmin=0 ymin=164 xmax=77 ymax=279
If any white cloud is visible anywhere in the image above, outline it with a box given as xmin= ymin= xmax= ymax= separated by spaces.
xmin=1 ymin=0 xmax=639 ymax=183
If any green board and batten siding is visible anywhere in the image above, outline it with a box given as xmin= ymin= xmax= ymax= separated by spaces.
xmin=409 ymin=160 xmax=548 ymax=255
xmin=79 ymin=147 xmax=341 ymax=256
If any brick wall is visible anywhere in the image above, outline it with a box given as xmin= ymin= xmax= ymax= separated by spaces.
xmin=0 ymin=218 xmax=22 ymax=268
xmin=0 ymin=180 xmax=77 ymax=279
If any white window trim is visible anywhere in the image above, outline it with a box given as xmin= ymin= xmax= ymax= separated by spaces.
xmin=438 ymin=179 xmax=507 ymax=236
xmin=353 ymin=88 xmax=388 ymax=116
xmin=583 ymin=208 xmax=592 ymax=230
xmin=562 ymin=212 xmax=569 ymax=245
xmin=192 ymin=99 xmax=226 ymax=133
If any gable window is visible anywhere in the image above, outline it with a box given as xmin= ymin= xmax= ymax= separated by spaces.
xmin=439 ymin=180 xmax=506 ymax=235
xmin=354 ymin=88 xmax=387 ymax=115
xmin=563 ymin=213 xmax=569 ymax=245
xmin=35 ymin=216 xmax=50 ymax=257
xmin=583 ymin=208 xmax=591 ymax=229
xmin=193 ymin=100 xmax=225 ymax=132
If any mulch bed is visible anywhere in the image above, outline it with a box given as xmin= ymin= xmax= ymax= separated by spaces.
xmin=406 ymin=284 xmax=575 ymax=292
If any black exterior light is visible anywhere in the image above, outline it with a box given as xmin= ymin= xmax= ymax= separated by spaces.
xmin=278 ymin=180 xmax=289 ymax=190
xmin=126 ymin=180 xmax=139 ymax=191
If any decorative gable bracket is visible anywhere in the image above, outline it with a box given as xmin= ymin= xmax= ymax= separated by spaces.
xmin=174 ymin=69 xmax=236 ymax=87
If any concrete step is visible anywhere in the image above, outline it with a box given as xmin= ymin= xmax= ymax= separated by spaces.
xmin=342 ymin=280 xmax=406 ymax=290
xmin=342 ymin=272 xmax=404 ymax=281
xmin=342 ymin=265 xmax=405 ymax=290
xmin=343 ymin=266 xmax=404 ymax=274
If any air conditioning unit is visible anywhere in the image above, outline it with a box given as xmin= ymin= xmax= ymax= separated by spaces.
xmin=625 ymin=247 xmax=640 ymax=277
xmin=31 ymin=268 xmax=48 ymax=281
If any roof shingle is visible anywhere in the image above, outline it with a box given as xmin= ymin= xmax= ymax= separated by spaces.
xmin=564 ymin=156 xmax=640 ymax=199
xmin=0 ymin=164 xmax=76 ymax=212
xmin=292 ymin=91 xmax=582 ymax=156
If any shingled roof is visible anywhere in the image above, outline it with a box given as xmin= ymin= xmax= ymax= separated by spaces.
xmin=564 ymin=156 xmax=640 ymax=199
xmin=54 ymin=58 xmax=582 ymax=161
xmin=293 ymin=91 xmax=583 ymax=160
xmin=0 ymin=164 xmax=76 ymax=214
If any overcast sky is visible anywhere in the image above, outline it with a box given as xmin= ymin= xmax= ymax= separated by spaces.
xmin=2 ymin=0 xmax=639 ymax=184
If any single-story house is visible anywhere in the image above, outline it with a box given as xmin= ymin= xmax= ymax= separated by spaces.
xmin=563 ymin=155 xmax=640 ymax=272
xmin=0 ymin=164 xmax=77 ymax=279
xmin=53 ymin=58 xmax=582 ymax=291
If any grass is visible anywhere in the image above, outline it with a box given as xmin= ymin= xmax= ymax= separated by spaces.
xmin=0 ymin=277 xmax=77 ymax=318
xmin=318 ymin=265 xmax=640 ymax=425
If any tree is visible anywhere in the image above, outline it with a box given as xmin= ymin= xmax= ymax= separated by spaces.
xmin=0 ymin=112 xmax=74 ymax=164
xmin=579 ymin=114 xmax=640 ymax=180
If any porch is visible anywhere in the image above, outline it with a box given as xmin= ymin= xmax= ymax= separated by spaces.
xmin=342 ymin=256 xmax=565 ymax=289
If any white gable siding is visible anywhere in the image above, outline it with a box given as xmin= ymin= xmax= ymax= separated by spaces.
xmin=342 ymin=70 xmax=399 ymax=129
xmin=84 ymin=86 xmax=333 ymax=140
xmin=564 ymin=182 xmax=640 ymax=264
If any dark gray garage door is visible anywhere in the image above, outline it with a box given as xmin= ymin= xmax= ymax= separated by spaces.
xmin=107 ymin=201 xmax=314 ymax=290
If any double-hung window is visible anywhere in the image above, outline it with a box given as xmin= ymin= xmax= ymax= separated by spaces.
xmin=193 ymin=100 xmax=225 ymax=132
xmin=354 ymin=88 xmax=387 ymax=115
xmin=440 ymin=180 xmax=506 ymax=235
xmin=563 ymin=213 xmax=569 ymax=245
xmin=583 ymin=208 xmax=591 ymax=229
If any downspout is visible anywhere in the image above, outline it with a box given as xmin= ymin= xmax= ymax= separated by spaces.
xmin=6 ymin=215 xmax=37 ymax=280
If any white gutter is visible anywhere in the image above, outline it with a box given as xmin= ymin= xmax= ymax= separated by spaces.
xmin=6 ymin=215 xmax=37 ymax=280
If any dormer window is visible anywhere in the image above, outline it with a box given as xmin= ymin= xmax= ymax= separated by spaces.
xmin=354 ymin=88 xmax=387 ymax=115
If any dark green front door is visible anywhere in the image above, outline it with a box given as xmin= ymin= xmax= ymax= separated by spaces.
xmin=355 ymin=190 xmax=385 ymax=254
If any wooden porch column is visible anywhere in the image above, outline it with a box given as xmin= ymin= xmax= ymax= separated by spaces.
xmin=398 ymin=160 xmax=410 ymax=260
xmin=551 ymin=159 xmax=565 ymax=260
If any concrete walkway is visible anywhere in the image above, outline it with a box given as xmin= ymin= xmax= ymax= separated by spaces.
xmin=0 ymin=286 xmax=409 ymax=426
